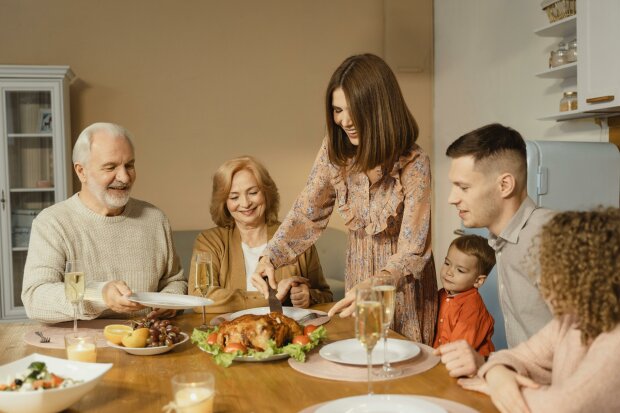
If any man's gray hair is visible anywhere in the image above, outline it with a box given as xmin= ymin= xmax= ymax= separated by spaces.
xmin=72 ymin=122 xmax=135 ymax=165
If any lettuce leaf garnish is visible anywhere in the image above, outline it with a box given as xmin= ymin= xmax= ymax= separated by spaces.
xmin=191 ymin=325 xmax=327 ymax=367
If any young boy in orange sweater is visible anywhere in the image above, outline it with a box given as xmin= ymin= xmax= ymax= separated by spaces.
xmin=433 ymin=234 xmax=496 ymax=357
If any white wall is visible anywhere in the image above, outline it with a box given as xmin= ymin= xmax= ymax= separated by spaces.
xmin=433 ymin=1 xmax=607 ymax=268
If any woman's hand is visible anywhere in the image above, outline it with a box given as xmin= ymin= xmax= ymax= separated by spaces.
xmin=328 ymin=288 xmax=356 ymax=318
xmin=327 ymin=279 xmax=373 ymax=318
xmin=290 ymin=282 xmax=311 ymax=308
xmin=456 ymin=376 xmax=490 ymax=395
xmin=276 ymin=277 xmax=310 ymax=304
xmin=250 ymin=256 xmax=276 ymax=299
xmin=484 ymin=365 xmax=539 ymax=413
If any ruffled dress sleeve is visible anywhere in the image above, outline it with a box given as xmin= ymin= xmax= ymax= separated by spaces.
xmin=265 ymin=138 xmax=337 ymax=268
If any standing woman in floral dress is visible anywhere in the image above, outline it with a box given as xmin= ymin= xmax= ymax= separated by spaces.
xmin=252 ymin=53 xmax=437 ymax=344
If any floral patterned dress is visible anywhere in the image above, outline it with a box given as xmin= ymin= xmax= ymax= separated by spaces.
xmin=265 ymin=138 xmax=437 ymax=344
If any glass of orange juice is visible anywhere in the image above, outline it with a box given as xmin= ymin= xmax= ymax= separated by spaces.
xmin=171 ymin=372 xmax=215 ymax=413
xmin=64 ymin=332 xmax=97 ymax=362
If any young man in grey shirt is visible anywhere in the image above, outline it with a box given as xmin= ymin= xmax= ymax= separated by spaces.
xmin=436 ymin=123 xmax=555 ymax=377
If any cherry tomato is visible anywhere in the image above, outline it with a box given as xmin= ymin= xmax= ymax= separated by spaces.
xmin=303 ymin=325 xmax=318 ymax=336
xmin=224 ymin=342 xmax=247 ymax=354
xmin=207 ymin=332 xmax=218 ymax=345
xmin=50 ymin=373 xmax=64 ymax=387
xmin=292 ymin=335 xmax=310 ymax=345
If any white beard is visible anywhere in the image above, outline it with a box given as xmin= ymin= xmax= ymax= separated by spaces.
xmin=102 ymin=188 xmax=131 ymax=209
xmin=86 ymin=178 xmax=131 ymax=210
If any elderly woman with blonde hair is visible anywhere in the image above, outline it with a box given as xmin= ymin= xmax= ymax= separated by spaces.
xmin=188 ymin=156 xmax=333 ymax=313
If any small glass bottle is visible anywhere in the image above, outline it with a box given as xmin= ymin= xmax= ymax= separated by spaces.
xmin=551 ymin=49 xmax=567 ymax=68
xmin=549 ymin=50 xmax=556 ymax=68
xmin=566 ymin=39 xmax=577 ymax=63
xmin=568 ymin=91 xmax=578 ymax=110
xmin=560 ymin=91 xmax=578 ymax=112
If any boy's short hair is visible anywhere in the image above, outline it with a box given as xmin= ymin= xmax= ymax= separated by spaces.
xmin=450 ymin=234 xmax=496 ymax=275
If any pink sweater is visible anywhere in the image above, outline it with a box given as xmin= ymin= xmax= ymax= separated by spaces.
xmin=478 ymin=315 xmax=620 ymax=413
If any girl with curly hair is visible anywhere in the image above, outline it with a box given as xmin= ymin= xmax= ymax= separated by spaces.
xmin=460 ymin=208 xmax=620 ymax=413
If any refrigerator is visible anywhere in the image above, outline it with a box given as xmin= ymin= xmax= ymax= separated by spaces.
xmin=466 ymin=140 xmax=620 ymax=350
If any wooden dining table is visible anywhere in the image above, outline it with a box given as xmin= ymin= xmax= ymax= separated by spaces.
xmin=0 ymin=304 xmax=499 ymax=413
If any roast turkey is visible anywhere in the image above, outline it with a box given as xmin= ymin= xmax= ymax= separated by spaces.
xmin=216 ymin=312 xmax=303 ymax=351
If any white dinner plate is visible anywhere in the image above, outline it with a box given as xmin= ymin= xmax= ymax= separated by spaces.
xmin=128 ymin=292 xmax=213 ymax=310
xmin=106 ymin=332 xmax=189 ymax=355
xmin=319 ymin=338 xmax=420 ymax=366
xmin=210 ymin=306 xmax=327 ymax=326
xmin=315 ymin=395 xmax=447 ymax=413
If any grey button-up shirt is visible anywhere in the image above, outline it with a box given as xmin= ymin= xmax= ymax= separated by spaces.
xmin=488 ymin=197 xmax=555 ymax=347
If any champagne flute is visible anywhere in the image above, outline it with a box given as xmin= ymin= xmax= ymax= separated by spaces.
xmin=194 ymin=251 xmax=213 ymax=326
xmin=372 ymin=274 xmax=401 ymax=377
xmin=64 ymin=260 xmax=85 ymax=333
xmin=355 ymin=287 xmax=383 ymax=395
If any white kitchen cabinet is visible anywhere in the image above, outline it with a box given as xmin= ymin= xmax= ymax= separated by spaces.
xmin=577 ymin=0 xmax=620 ymax=113
xmin=535 ymin=0 xmax=620 ymax=121
xmin=0 ymin=66 xmax=74 ymax=319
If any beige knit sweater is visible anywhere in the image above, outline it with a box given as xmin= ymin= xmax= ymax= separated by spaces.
xmin=21 ymin=194 xmax=187 ymax=322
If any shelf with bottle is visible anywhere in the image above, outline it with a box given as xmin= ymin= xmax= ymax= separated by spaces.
xmin=536 ymin=62 xmax=576 ymax=79
xmin=538 ymin=110 xmax=595 ymax=121
xmin=534 ymin=5 xmax=580 ymax=121
xmin=536 ymin=1 xmax=620 ymax=121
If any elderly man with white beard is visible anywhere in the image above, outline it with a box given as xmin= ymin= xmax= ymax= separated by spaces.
xmin=21 ymin=122 xmax=187 ymax=322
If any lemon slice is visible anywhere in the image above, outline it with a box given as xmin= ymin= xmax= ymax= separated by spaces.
xmin=103 ymin=324 xmax=133 ymax=345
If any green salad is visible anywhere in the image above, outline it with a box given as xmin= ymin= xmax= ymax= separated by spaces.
xmin=0 ymin=362 xmax=81 ymax=392
xmin=191 ymin=325 xmax=327 ymax=367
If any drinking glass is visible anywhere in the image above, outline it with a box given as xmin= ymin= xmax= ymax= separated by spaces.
xmin=64 ymin=260 xmax=85 ymax=333
xmin=372 ymin=274 xmax=401 ymax=377
xmin=171 ymin=371 xmax=215 ymax=413
xmin=355 ymin=287 xmax=383 ymax=395
xmin=194 ymin=252 xmax=213 ymax=326
xmin=65 ymin=332 xmax=97 ymax=362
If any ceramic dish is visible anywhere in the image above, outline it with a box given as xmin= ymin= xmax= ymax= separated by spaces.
xmin=319 ymin=338 xmax=420 ymax=366
xmin=0 ymin=353 xmax=112 ymax=413
xmin=127 ymin=292 xmax=213 ymax=309
xmin=210 ymin=306 xmax=328 ymax=326
xmin=314 ymin=394 xmax=447 ymax=413
xmin=106 ymin=332 xmax=189 ymax=355
xmin=196 ymin=346 xmax=290 ymax=362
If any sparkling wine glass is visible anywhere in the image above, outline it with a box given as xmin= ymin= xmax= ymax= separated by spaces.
xmin=372 ymin=274 xmax=401 ymax=377
xmin=64 ymin=260 xmax=85 ymax=333
xmin=355 ymin=287 xmax=383 ymax=395
xmin=194 ymin=251 xmax=213 ymax=326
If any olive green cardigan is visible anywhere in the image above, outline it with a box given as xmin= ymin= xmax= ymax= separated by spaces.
xmin=188 ymin=223 xmax=332 ymax=313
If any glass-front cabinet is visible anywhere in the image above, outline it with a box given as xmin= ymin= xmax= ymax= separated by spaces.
xmin=0 ymin=66 xmax=74 ymax=319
